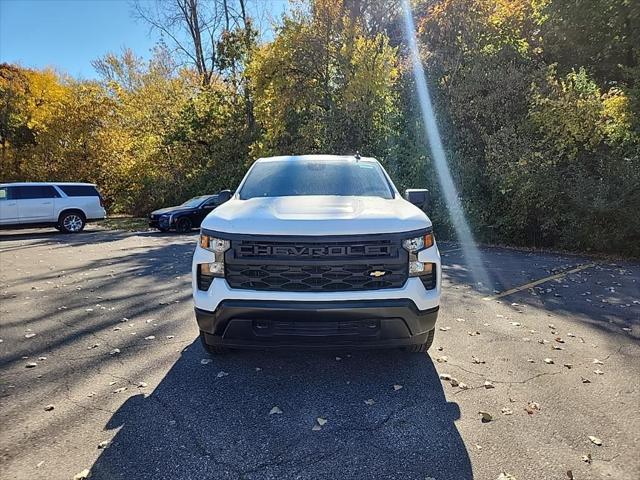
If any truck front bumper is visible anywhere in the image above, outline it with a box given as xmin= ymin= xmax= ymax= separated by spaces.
xmin=196 ymin=299 xmax=438 ymax=349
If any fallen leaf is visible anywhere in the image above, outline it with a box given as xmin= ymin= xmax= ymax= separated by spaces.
xmin=483 ymin=380 xmax=495 ymax=389
xmin=113 ymin=387 xmax=127 ymax=394
xmin=458 ymin=382 xmax=469 ymax=390
xmin=109 ymin=348 xmax=120 ymax=355
xmin=436 ymin=356 xmax=448 ymax=363
xmin=592 ymin=359 xmax=604 ymax=365
xmin=472 ymin=356 xmax=485 ymax=364
xmin=593 ymin=369 xmax=604 ymax=375
xmin=588 ymin=435 xmax=602 ymax=446
xmin=269 ymin=406 xmax=283 ymax=415
xmin=581 ymin=453 xmax=592 ymax=464
xmin=216 ymin=371 xmax=229 ymax=378
xmin=450 ymin=377 xmax=459 ymax=387
xmin=510 ymin=322 xmax=521 ymax=327
xmin=543 ymin=358 xmax=554 ymax=364
xmin=25 ymin=362 xmax=37 ymax=368
xmin=137 ymin=382 xmax=147 ymax=388
xmin=501 ymin=407 xmax=513 ymax=415
xmin=468 ymin=331 xmax=481 ymax=336
xmin=200 ymin=358 xmax=212 ymax=365
xmin=364 ymin=399 xmax=375 ymax=405
xmin=456 ymin=317 xmax=466 ymax=322
xmin=479 ymin=411 xmax=493 ymax=423
xmin=24 ymin=333 xmax=36 ymax=339
xmin=312 ymin=424 xmax=322 ymax=431
xmin=581 ymin=377 xmax=591 ymax=383
xmin=44 ymin=404 xmax=54 ymax=411
xmin=144 ymin=335 xmax=155 ymax=340
xmin=439 ymin=326 xmax=451 ymax=331
xmin=524 ymin=402 xmax=540 ymax=414
xmin=97 ymin=440 xmax=110 ymax=449
xmin=74 ymin=469 xmax=91 ymax=480
xmin=438 ymin=374 xmax=452 ymax=381
xmin=393 ymin=384 xmax=403 ymax=391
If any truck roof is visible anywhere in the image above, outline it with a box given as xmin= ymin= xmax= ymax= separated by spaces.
xmin=256 ymin=154 xmax=378 ymax=163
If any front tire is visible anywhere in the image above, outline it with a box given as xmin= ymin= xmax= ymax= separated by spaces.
xmin=406 ymin=328 xmax=435 ymax=353
xmin=59 ymin=211 xmax=86 ymax=233
xmin=175 ymin=217 xmax=192 ymax=233
xmin=200 ymin=332 xmax=228 ymax=355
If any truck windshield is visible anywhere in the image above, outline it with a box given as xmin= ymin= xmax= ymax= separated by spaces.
xmin=239 ymin=160 xmax=394 ymax=200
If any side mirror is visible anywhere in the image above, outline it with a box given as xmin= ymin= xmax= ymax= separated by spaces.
xmin=404 ymin=189 xmax=429 ymax=210
xmin=218 ymin=189 xmax=232 ymax=203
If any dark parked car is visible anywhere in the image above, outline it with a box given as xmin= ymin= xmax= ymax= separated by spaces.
xmin=149 ymin=190 xmax=232 ymax=233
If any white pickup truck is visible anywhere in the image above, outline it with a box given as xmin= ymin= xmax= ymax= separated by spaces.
xmin=192 ymin=155 xmax=441 ymax=353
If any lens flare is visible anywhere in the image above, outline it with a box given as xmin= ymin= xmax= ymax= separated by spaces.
xmin=401 ymin=0 xmax=492 ymax=292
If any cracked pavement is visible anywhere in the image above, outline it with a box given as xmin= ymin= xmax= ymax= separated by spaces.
xmin=0 ymin=228 xmax=638 ymax=480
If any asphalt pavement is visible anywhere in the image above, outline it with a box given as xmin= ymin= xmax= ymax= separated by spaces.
xmin=0 ymin=228 xmax=638 ymax=480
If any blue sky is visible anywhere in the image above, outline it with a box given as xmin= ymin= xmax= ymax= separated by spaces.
xmin=0 ymin=0 xmax=288 ymax=79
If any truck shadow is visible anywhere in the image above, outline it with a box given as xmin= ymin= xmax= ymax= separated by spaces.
xmin=89 ymin=342 xmax=473 ymax=480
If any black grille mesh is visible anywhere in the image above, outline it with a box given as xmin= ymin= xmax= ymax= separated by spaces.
xmin=225 ymin=237 xmax=408 ymax=292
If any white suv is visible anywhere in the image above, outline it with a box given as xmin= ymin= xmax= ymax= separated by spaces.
xmin=192 ymin=155 xmax=441 ymax=354
xmin=0 ymin=182 xmax=106 ymax=233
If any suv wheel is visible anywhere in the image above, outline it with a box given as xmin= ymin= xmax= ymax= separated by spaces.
xmin=59 ymin=212 xmax=86 ymax=233
xmin=406 ymin=328 xmax=435 ymax=353
xmin=175 ymin=217 xmax=192 ymax=233
xmin=200 ymin=332 xmax=228 ymax=355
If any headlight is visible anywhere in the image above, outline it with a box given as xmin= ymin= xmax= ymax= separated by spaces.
xmin=197 ymin=235 xmax=230 ymax=287
xmin=403 ymin=232 xmax=435 ymax=277
xmin=402 ymin=232 xmax=434 ymax=252
xmin=199 ymin=234 xmax=230 ymax=253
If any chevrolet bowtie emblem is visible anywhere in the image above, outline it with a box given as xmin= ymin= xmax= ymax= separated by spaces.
xmin=369 ymin=270 xmax=387 ymax=278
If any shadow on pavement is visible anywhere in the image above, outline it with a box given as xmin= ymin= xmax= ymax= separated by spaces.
xmin=90 ymin=343 xmax=472 ymax=480
xmin=441 ymin=245 xmax=640 ymax=338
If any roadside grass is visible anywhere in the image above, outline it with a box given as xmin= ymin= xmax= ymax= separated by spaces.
xmin=97 ymin=216 xmax=149 ymax=232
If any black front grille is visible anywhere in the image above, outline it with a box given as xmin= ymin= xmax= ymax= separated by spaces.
xmin=225 ymin=236 xmax=408 ymax=292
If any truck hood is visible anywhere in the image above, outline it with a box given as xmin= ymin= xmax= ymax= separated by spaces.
xmin=200 ymin=196 xmax=431 ymax=236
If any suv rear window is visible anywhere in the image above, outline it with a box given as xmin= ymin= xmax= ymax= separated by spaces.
xmin=57 ymin=185 xmax=99 ymax=197
xmin=14 ymin=185 xmax=60 ymax=199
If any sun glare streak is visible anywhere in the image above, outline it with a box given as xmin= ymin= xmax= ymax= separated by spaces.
xmin=401 ymin=0 xmax=493 ymax=292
